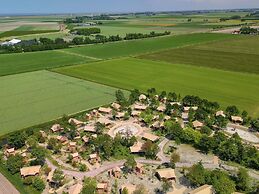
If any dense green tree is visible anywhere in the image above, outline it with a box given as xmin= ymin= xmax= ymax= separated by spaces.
xmin=226 ymin=106 xmax=239 ymax=116
xmin=6 ymin=154 xmax=24 ymax=174
xmin=124 ymin=156 xmax=137 ymax=173
xmin=143 ymin=140 xmax=159 ymax=159
xmin=52 ymin=168 xmax=65 ymax=188
xmin=186 ymin=162 xmax=207 ymax=187
xmin=210 ymin=170 xmax=236 ymax=194
xmin=235 ymin=168 xmax=251 ymax=192
xmin=200 ymin=126 xmax=212 ymax=136
xmin=81 ymin=177 xmax=97 ymax=194
xmin=7 ymin=132 xmax=26 ymax=149
xmin=32 ymin=177 xmax=45 ymax=191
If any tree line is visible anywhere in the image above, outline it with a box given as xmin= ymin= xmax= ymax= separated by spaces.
xmin=0 ymin=31 xmax=171 ymax=54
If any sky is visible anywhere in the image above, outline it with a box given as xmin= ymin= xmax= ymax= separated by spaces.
xmin=1 ymin=0 xmax=259 ymax=14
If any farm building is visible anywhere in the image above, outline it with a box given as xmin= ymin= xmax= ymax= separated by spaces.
xmin=120 ymin=183 xmax=137 ymax=194
xmin=192 ymin=120 xmax=204 ymax=129
xmin=215 ymin=110 xmax=226 ymax=117
xmin=188 ymin=184 xmax=213 ymax=194
xmin=97 ymin=182 xmax=108 ymax=193
xmin=20 ymin=165 xmax=41 ymax=178
xmin=231 ymin=116 xmax=243 ymax=124
xmin=1 ymin=38 xmax=21 ymax=46
xmin=51 ymin=124 xmax=63 ymax=132
xmin=141 ymin=132 xmax=160 ymax=142
xmin=68 ymin=183 xmax=83 ymax=194
xmin=130 ymin=141 xmax=145 ymax=153
xmin=98 ymin=107 xmax=112 ymax=114
xmin=156 ymin=168 xmax=176 ymax=181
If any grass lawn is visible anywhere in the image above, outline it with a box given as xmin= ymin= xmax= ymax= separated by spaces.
xmin=0 ymin=70 xmax=118 ymax=135
xmin=0 ymin=50 xmax=93 ymax=76
xmin=54 ymin=58 xmax=259 ymax=117
xmin=65 ymin=33 xmax=234 ymax=59
xmin=139 ymin=35 xmax=259 ymax=74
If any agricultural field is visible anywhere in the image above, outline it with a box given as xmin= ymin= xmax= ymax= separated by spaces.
xmin=0 ymin=50 xmax=94 ymax=76
xmin=54 ymin=57 xmax=259 ymax=117
xmin=139 ymin=35 xmax=259 ymax=74
xmin=0 ymin=70 xmax=118 ymax=135
xmin=0 ymin=33 xmax=233 ymax=77
xmin=64 ymin=33 xmax=234 ymax=59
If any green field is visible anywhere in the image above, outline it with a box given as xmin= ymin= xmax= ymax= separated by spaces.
xmin=0 ymin=70 xmax=118 ymax=135
xmin=139 ymin=36 xmax=259 ymax=74
xmin=65 ymin=33 xmax=234 ymax=59
xmin=0 ymin=33 xmax=233 ymax=76
xmin=0 ymin=50 xmax=94 ymax=76
xmin=54 ymin=58 xmax=259 ymax=117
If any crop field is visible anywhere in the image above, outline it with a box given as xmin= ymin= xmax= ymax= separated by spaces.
xmin=98 ymin=26 xmax=165 ymax=36
xmin=64 ymin=33 xmax=234 ymax=59
xmin=0 ymin=70 xmax=118 ymax=135
xmin=0 ymin=50 xmax=95 ymax=76
xmin=139 ymin=35 xmax=259 ymax=74
xmin=54 ymin=58 xmax=259 ymax=117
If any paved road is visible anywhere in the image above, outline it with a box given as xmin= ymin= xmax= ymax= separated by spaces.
xmin=0 ymin=173 xmax=19 ymax=194
xmin=157 ymin=138 xmax=170 ymax=163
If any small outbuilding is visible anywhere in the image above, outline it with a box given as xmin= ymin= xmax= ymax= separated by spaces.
xmin=188 ymin=184 xmax=213 ymax=194
xmin=156 ymin=168 xmax=176 ymax=181
xmin=20 ymin=165 xmax=41 ymax=178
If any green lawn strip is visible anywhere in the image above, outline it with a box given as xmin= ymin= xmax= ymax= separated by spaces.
xmin=0 ymin=70 xmax=119 ymax=135
xmin=0 ymin=50 xmax=93 ymax=76
xmin=63 ymin=33 xmax=235 ymax=59
xmin=0 ymin=30 xmax=59 ymax=39
xmin=0 ymin=164 xmax=39 ymax=194
xmin=138 ymin=35 xmax=259 ymax=75
xmin=138 ymin=46 xmax=259 ymax=75
xmin=53 ymin=57 xmax=259 ymax=117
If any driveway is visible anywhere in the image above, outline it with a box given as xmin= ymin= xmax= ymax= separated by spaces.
xmin=0 ymin=173 xmax=19 ymax=194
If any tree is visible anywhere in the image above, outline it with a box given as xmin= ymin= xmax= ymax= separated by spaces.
xmin=81 ymin=177 xmax=97 ymax=194
xmin=52 ymin=168 xmax=64 ymax=188
xmin=111 ymin=179 xmax=119 ymax=194
xmin=133 ymin=184 xmax=148 ymax=194
xmin=186 ymin=162 xmax=207 ymax=187
xmin=170 ymin=152 xmax=180 ymax=167
xmin=236 ymin=168 xmax=251 ymax=192
xmin=7 ymin=132 xmax=26 ymax=149
xmin=6 ymin=154 xmax=24 ymax=174
xmin=143 ymin=140 xmax=159 ymax=159
xmin=226 ymin=106 xmax=239 ymax=116
xmin=198 ymin=135 xmax=213 ymax=154
xmin=30 ymin=146 xmax=46 ymax=165
xmin=124 ymin=156 xmax=137 ymax=173
xmin=121 ymin=188 xmax=129 ymax=194
xmin=32 ymin=177 xmax=45 ymax=191
xmin=200 ymin=126 xmax=212 ymax=136
xmin=47 ymin=138 xmax=62 ymax=154
xmin=162 ymin=179 xmax=172 ymax=193
xmin=115 ymin=90 xmax=127 ymax=107
xmin=210 ymin=170 xmax=236 ymax=194
xmin=95 ymin=122 xmax=105 ymax=134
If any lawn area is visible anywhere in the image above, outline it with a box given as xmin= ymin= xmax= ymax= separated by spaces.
xmin=0 ymin=50 xmax=93 ymax=76
xmin=139 ymin=35 xmax=259 ymax=74
xmin=0 ymin=70 xmax=118 ymax=135
xmin=54 ymin=58 xmax=259 ymax=117
xmin=65 ymin=33 xmax=234 ymax=59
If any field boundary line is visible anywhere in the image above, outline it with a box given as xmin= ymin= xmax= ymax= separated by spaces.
xmin=54 ymin=49 xmax=102 ymax=61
